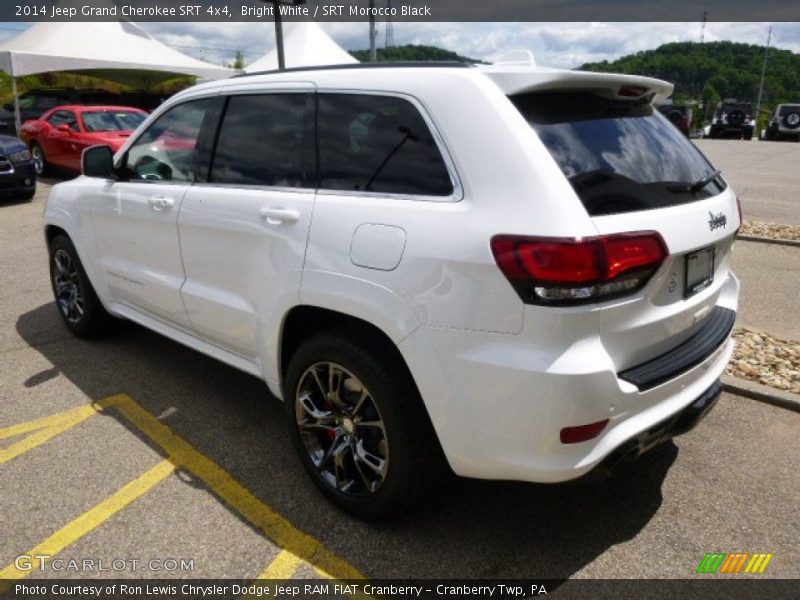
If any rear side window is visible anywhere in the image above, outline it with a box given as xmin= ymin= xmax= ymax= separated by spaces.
xmin=211 ymin=94 xmax=312 ymax=187
xmin=317 ymin=94 xmax=454 ymax=197
xmin=512 ymin=92 xmax=726 ymax=216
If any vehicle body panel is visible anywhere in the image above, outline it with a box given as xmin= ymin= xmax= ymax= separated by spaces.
xmin=43 ymin=64 xmax=740 ymax=484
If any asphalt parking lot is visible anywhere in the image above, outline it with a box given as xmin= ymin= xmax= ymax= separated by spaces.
xmin=696 ymin=138 xmax=800 ymax=226
xmin=1 ymin=156 xmax=798 ymax=588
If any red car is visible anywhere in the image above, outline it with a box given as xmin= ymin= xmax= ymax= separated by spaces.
xmin=20 ymin=105 xmax=147 ymax=175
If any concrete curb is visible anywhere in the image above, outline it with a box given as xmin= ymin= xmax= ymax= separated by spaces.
xmin=722 ymin=374 xmax=800 ymax=413
xmin=737 ymin=234 xmax=800 ymax=248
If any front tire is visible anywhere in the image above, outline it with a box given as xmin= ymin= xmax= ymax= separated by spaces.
xmin=31 ymin=142 xmax=48 ymax=177
xmin=283 ymin=331 xmax=446 ymax=518
xmin=49 ymin=235 xmax=112 ymax=337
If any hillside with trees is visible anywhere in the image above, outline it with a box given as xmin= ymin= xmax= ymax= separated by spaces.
xmin=350 ymin=44 xmax=482 ymax=64
xmin=580 ymin=41 xmax=800 ymax=119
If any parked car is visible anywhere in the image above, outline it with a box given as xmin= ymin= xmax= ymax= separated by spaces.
xmin=0 ymin=88 xmax=123 ymax=136
xmin=708 ymin=99 xmax=755 ymax=139
xmin=657 ymin=103 xmax=693 ymax=136
xmin=20 ymin=105 xmax=147 ymax=175
xmin=43 ymin=63 xmax=739 ymax=517
xmin=764 ymin=103 xmax=800 ymax=141
xmin=0 ymin=134 xmax=36 ymax=201
xmin=1 ymin=89 xmax=169 ymax=135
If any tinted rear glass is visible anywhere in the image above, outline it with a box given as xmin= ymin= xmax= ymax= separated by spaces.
xmin=211 ymin=94 xmax=311 ymax=187
xmin=778 ymin=105 xmax=800 ymax=116
xmin=512 ymin=92 xmax=725 ymax=216
xmin=317 ymin=94 xmax=454 ymax=197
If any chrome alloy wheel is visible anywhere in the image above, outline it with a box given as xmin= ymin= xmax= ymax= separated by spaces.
xmin=31 ymin=145 xmax=44 ymax=176
xmin=295 ymin=362 xmax=389 ymax=497
xmin=52 ymin=249 xmax=84 ymax=324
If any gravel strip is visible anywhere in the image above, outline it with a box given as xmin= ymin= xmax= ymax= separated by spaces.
xmin=740 ymin=220 xmax=800 ymax=241
xmin=726 ymin=328 xmax=800 ymax=394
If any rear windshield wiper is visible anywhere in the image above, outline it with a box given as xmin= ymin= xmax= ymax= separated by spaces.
xmin=686 ymin=169 xmax=722 ymax=193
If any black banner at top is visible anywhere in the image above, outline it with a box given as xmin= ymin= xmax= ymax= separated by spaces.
xmin=4 ymin=0 xmax=800 ymax=22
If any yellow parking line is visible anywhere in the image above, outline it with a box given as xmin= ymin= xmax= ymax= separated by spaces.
xmin=0 ymin=397 xmax=122 ymax=465
xmin=110 ymin=394 xmax=368 ymax=582
xmin=0 ymin=459 xmax=174 ymax=588
xmin=256 ymin=549 xmax=305 ymax=579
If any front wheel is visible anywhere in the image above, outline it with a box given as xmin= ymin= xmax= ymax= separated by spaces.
xmin=283 ymin=332 xmax=446 ymax=518
xmin=49 ymin=235 xmax=112 ymax=337
xmin=31 ymin=142 xmax=48 ymax=176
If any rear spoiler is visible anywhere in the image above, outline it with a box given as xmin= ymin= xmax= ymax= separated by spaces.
xmin=479 ymin=67 xmax=674 ymax=104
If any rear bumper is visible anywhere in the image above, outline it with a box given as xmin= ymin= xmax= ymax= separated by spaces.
xmin=577 ymin=380 xmax=721 ymax=482
xmin=400 ymin=272 xmax=739 ymax=484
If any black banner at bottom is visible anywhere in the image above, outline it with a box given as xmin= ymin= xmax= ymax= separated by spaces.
xmin=2 ymin=579 xmax=798 ymax=600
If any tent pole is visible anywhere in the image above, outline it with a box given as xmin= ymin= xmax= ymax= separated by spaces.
xmin=10 ymin=61 xmax=21 ymax=136
xmin=273 ymin=0 xmax=285 ymax=70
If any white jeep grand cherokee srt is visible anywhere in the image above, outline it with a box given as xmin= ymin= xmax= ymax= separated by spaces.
xmin=44 ymin=63 xmax=739 ymax=517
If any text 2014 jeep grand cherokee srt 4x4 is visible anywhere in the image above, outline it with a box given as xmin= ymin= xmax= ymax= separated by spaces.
xmin=43 ymin=63 xmax=739 ymax=517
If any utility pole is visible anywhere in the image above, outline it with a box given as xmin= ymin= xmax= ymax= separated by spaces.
xmin=386 ymin=0 xmax=395 ymax=48
xmin=755 ymin=26 xmax=772 ymax=127
xmin=700 ymin=11 xmax=708 ymax=43
xmin=264 ymin=0 xmax=306 ymax=70
xmin=274 ymin=1 xmax=285 ymax=70
xmin=369 ymin=0 xmax=378 ymax=62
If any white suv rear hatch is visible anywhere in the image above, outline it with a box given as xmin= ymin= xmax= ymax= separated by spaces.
xmin=488 ymin=68 xmax=739 ymax=373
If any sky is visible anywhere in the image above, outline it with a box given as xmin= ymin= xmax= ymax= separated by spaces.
xmin=0 ymin=21 xmax=798 ymax=68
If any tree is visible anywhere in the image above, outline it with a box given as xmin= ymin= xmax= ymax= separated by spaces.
xmin=232 ymin=51 xmax=246 ymax=70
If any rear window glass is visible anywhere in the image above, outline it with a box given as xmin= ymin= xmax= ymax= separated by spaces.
xmin=512 ymin=92 xmax=725 ymax=216
xmin=317 ymin=94 xmax=454 ymax=197
xmin=778 ymin=105 xmax=800 ymax=116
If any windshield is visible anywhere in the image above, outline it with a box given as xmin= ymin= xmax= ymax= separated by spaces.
xmin=82 ymin=110 xmax=146 ymax=133
xmin=512 ymin=92 xmax=725 ymax=216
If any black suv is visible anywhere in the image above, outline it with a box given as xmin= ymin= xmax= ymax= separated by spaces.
xmin=707 ymin=99 xmax=755 ymax=140
xmin=764 ymin=104 xmax=800 ymax=141
xmin=657 ymin=103 xmax=693 ymax=137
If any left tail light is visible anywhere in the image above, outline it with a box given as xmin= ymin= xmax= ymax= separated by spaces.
xmin=491 ymin=232 xmax=668 ymax=305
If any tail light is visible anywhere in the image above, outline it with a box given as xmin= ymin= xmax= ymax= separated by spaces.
xmin=560 ymin=420 xmax=609 ymax=444
xmin=491 ymin=232 xmax=668 ymax=305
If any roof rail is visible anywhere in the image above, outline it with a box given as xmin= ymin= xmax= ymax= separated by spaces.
xmin=234 ymin=61 xmax=474 ymax=78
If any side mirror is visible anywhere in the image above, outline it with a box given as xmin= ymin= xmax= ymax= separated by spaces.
xmin=82 ymin=145 xmax=115 ymax=179
xmin=57 ymin=123 xmax=72 ymax=132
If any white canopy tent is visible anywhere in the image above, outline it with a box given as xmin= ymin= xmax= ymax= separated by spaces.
xmin=245 ymin=23 xmax=358 ymax=73
xmin=0 ymin=18 xmax=234 ymax=132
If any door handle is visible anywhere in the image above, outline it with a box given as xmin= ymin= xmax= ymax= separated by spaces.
xmin=149 ymin=196 xmax=175 ymax=211
xmin=259 ymin=207 xmax=300 ymax=224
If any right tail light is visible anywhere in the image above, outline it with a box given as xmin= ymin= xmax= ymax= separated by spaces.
xmin=491 ymin=232 xmax=668 ymax=305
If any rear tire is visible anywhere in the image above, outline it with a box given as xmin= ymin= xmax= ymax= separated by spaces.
xmin=283 ymin=330 xmax=446 ymax=518
xmin=49 ymin=234 xmax=113 ymax=337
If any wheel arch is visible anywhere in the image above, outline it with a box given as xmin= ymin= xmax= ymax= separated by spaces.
xmin=279 ymin=305 xmax=418 ymax=392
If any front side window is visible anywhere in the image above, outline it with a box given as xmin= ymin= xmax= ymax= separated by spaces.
xmin=211 ymin=94 xmax=311 ymax=187
xmin=317 ymin=94 xmax=454 ymax=197
xmin=512 ymin=92 xmax=726 ymax=216
xmin=48 ymin=111 xmax=79 ymax=132
xmin=124 ymin=97 xmax=222 ymax=182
